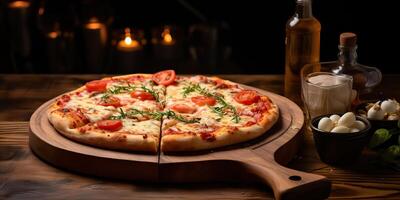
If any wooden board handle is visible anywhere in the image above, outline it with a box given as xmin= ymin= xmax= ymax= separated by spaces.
xmin=243 ymin=158 xmax=331 ymax=200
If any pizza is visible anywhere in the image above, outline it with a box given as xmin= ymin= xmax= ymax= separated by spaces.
xmin=47 ymin=70 xmax=279 ymax=153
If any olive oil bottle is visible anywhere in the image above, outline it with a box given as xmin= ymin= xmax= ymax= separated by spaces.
xmin=284 ymin=0 xmax=321 ymax=105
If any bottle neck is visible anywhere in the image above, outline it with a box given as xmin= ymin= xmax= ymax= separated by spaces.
xmin=295 ymin=0 xmax=313 ymax=18
xmin=338 ymin=45 xmax=358 ymax=66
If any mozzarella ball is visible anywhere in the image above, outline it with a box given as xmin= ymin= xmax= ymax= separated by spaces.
xmin=387 ymin=114 xmax=399 ymax=120
xmin=338 ymin=112 xmax=356 ymax=127
xmin=318 ymin=117 xmax=334 ymax=132
xmin=367 ymin=104 xmax=385 ymax=120
xmin=381 ymin=100 xmax=398 ymax=113
xmin=329 ymin=114 xmax=340 ymax=123
xmin=331 ymin=126 xmax=350 ymax=133
xmin=351 ymin=120 xmax=366 ymax=130
xmin=350 ymin=128 xmax=360 ymax=133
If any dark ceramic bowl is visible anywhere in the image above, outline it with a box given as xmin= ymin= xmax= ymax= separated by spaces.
xmin=355 ymin=101 xmax=399 ymax=131
xmin=311 ymin=114 xmax=371 ymax=165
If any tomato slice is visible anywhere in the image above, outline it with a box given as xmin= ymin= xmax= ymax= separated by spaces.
xmin=171 ymin=104 xmax=197 ymax=114
xmin=152 ymin=70 xmax=176 ymax=86
xmin=191 ymin=96 xmax=216 ymax=106
xmin=234 ymin=90 xmax=260 ymax=105
xmin=99 ymin=96 xmax=122 ymax=107
xmin=97 ymin=120 xmax=123 ymax=132
xmin=85 ymin=80 xmax=109 ymax=92
xmin=130 ymin=91 xmax=155 ymax=101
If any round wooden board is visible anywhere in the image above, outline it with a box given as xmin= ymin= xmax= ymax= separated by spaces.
xmin=29 ymin=85 xmax=331 ymax=200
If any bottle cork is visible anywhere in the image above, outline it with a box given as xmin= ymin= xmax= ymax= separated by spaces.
xmin=340 ymin=32 xmax=357 ymax=47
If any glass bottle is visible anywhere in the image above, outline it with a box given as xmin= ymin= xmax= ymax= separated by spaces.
xmin=285 ymin=0 xmax=321 ymax=105
xmin=331 ymin=32 xmax=382 ymax=101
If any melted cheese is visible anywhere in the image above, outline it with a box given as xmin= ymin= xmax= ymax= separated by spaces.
xmin=121 ymin=119 xmax=160 ymax=136
xmin=65 ymin=76 xmax=260 ymax=137
xmin=65 ymin=97 xmax=116 ymax=122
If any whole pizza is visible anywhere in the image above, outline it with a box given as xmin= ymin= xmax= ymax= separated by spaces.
xmin=47 ymin=70 xmax=279 ymax=153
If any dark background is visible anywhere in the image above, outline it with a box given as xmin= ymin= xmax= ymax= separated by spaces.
xmin=0 ymin=0 xmax=398 ymax=74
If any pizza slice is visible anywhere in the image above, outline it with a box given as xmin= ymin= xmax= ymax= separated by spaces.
xmin=47 ymin=74 xmax=166 ymax=153
xmin=160 ymin=75 xmax=279 ymax=152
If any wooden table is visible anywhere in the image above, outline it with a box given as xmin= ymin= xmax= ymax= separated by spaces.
xmin=1 ymin=74 xmax=399 ymax=199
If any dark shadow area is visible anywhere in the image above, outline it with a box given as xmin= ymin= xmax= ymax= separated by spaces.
xmin=0 ymin=0 xmax=397 ymax=74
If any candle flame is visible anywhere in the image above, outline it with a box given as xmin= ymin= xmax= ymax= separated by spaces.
xmin=124 ymin=36 xmax=132 ymax=45
xmin=47 ymin=31 xmax=59 ymax=39
xmin=85 ymin=22 xmax=103 ymax=29
xmin=164 ymin=33 xmax=173 ymax=43
xmin=119 ymin=28 xmax=140 ymax=48
xmin=9 ymin=1 xmax=30 ymax=8
xmin=162 ymin=28 xmax=173 ymax=43
xmin=124 ymin=28 xmax=133 ymax=45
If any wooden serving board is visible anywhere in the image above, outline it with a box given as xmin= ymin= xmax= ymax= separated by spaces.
xmin=29 ymin=85 xmax=331 ymax=200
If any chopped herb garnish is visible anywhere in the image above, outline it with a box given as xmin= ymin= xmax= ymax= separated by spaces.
xmin=109 ymin=108 xmax=127 ymax=120
xmin=211 ymin=106 xmax=224 ymax=117
xmin=182 ymin=83 xmax=211 ymax=97
xmin=127 ymin=108 xmax=164 ymax=120
xmin=162 ymin=110 xmax=200 ymax=123
xmin=183 ymin=83 xmax=240 ymax=123
xmin=141 ymin=86 xmax=160 ymax=102
xmin=182 ymin=83 xmax=201 ymax=97
xmin=111 ymin=108 xmax=200 ymax=123
xmin=100 ymin=84 xmax=162 ymax=103
xmin=101 ymin=93 xmax=110 ymax=100
xmin=108 ymin=84 xmax=136 ymax=94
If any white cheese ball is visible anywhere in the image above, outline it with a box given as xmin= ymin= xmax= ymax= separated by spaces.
xmin=329 ymin=114 xmax=340 ymax=123
xmin=351 ymin=120 xmax=366 ymax=131
xmin=350 ymin=128 xmax=360 ymax=133
xmin=318 ymin=117 xmax=334 ymax=132
xmin=387 ymin=114 xmax=399 ymax=120
xmin=338 ymin=112 xmax=356 ymax=127
xmin=367 ymin=105 xmax=385 ymax=120
xmin=381 ymin=100 xmax=398 ymax=113
xmin=331 ymin=126 xmax=350 ymax=133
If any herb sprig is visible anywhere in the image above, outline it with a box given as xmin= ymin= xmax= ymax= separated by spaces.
xmin=141 ymin=86 xmax=160 ymax=102
xmin=109 ymin=108 xmax=127 ymax=120
xmin=182 ymin=83 xmax=240 ymax=123
xmin=110 ymin=108 xmax=200 ymax=123
xmin=108 ymin=84 xmax=136 ymax=94
xmin=100 ymin=84 xmax=161 ymax=103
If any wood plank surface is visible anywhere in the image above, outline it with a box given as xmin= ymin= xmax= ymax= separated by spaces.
xmin=1 ymin=74 xmax=400 ymax=199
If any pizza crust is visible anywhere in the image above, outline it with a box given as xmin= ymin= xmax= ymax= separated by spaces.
xmin=161 ymin=103 xmax=279 ymax=152
xmin=55 ymin=125 xmax=158 ymax=152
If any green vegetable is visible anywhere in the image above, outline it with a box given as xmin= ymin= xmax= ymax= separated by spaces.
xmin=368 ymin=120 xmax=400 ymax=170
xmin=398 ymin=135 xmax=400 ymax=145
xmin=381 ymin=145 xmax=400 ymax=163
xmin=369 ymin=129 xmax=392 ymax=149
